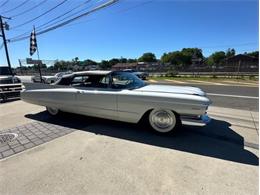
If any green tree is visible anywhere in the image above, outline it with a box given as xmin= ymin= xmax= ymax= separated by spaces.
xmin=181 ymin=48 xmax=203 ymax=66
xmin=127 ymin=58 xmax=137 ymax=63
xmin=182 ymin=48 xmax=203 ymax=58
xmin=99 ymin=60 xmax=111 ymax=70
xmin=161 ymin=48 xmax=203 ymax=69
xmin=226 ymin=48 xmax=236 ymax=58
xmin=246 ymin=51 xmax=259 ymax=58
xmin=161 ymin=52 xmax=172 ymax=64
xmin=72 ymin=57 xmax=79 ymax=65
xmin=161 ymin=51 xmax=186 ymax=69
xmin=109 ymin=58 xmax=120 ymax=66
xmin=208 ymin=51 xmax=226 ymax=65
xmin=41 ymin=63 xmax=47 ymax=69
xmin=119 ymin=58 xmax=127 ymax=63
xmin=138 ymin=52 xmax=157 ymax=62
xmin=80 ymin=59 xmax=97 ymax=66
xmin=204 ymin=57 xmax=214 ymax=66
xmin=54 ymin=60 xmax=70 ymax=70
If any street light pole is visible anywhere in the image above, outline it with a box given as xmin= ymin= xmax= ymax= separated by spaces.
xmin=0 ymin=15 xmax=12 ymax=75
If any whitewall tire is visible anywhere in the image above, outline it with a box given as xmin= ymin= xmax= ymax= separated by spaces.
xmin=46 ymin=107 xmax=59 ymax=116
xmin=148 ymin=109 xmax=178 ymax=133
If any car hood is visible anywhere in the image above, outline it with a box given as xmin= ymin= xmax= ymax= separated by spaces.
xmin=135 ymin=84 xmax=206 ymax=96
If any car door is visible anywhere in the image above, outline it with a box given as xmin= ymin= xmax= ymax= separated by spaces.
xmin=110 ymin=72 xmax=147 ymax=123
xmin=73 ymin=74 xmax=118 ymax=120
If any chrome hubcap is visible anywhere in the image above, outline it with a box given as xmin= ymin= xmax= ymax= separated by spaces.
xmin=47 ymin=107 xmax=58 ymax=115
xmin=149 ymin=109 xmax=176 ymax=132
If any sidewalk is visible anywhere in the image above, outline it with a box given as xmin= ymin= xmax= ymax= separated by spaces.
xmin=0 ymin=101 xmax=258 ymax=194
xmin=208 ymin=106 xmax=259 ymax=148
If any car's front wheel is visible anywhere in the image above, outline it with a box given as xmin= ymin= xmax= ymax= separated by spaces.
xmin=148 ymin=109 xmax=180 ymax=133
xmin=46 ymin=107 xmax=59 ymax=116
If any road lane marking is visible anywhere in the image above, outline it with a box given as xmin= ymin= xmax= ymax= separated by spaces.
xmin=187 ymin=80 xmax=226 ymax=85
xmin=164 ymin=79 xmax=187 ymax=84
xmin=207 ymin=93 xmax=259 ymax=99
xmin=221 ymin=81 xmax=258 ymax=85
xmin=151 ymin=80 xmax=258 ymax=87
xmin=148 ymin=79 xmax=158 ymax=83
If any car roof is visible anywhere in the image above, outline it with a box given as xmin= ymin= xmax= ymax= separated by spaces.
xmin=74 ymin=70 xmax=112 ymax=76
xmin=60 ymin=70 xmax=112 ymax=78
xmin=61 ymin=70 xmax=134 ymax=79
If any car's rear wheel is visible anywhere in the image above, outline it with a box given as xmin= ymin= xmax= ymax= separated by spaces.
xmin=46 ymin=107 xmax=59 ymax=116
xmin=148 ymin=109 xmax=180 ymax=133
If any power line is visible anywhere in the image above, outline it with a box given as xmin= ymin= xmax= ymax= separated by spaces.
xmin=0 ymin=0 xmax=9 ymax=8
xmin=10 ymin=0 xmax=144 ymax=41
xmin=35 ymin=0 xmax=102 ymax=31
xmin=1 ymin=0 xmax=31 ymax=14
xmin=41 ymin=0 xmax=152 ymax=29
xmin=117 ymin=0 xmax=153 ymax=13
xmin=10 ymin=0 xmax=95 ymax=40
xmin=9 ymin=0 xmax=48 ymax=18
xmin=10 ymin=0 xmax=69 ymax=30
xmin=41 ymin=0 xmax=152 ymax=30
xmin=9 ymin=0 xmax=118 ymax=43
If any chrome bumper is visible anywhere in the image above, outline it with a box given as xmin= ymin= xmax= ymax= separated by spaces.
xmin=180 ymin=113 xmax=211 ymax=126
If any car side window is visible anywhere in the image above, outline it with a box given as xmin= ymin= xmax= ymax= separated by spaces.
xmin=71 ymin=75 xmax=109 ymax=88
xmin=71 ymin=76 xmax=89 ymax=87
xmin=111 ymin=73 xmax=135 ymax=89
xmin=100 ymin=76 xmax=110 ymax=85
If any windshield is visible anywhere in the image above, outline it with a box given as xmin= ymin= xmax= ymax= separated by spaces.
xmin=0 ymin=67 xmax=12 ymax=75
xmin=111 ymin=72 xmax=146 ymax=89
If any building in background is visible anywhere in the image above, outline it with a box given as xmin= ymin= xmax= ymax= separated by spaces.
xmin=112 ymin=62 xmax=161 ymax=71
xmin=224 ymin=54 xmax=258 ymax=71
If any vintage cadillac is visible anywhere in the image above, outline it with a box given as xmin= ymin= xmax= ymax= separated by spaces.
xmin=21 ymin=71 xmax=211 ymax=133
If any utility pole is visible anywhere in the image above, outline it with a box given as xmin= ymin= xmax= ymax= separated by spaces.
xmin=0 ymin=15 xmax=12 ymax=75
xmin=18 ymin=59 xmax=23 ymax=75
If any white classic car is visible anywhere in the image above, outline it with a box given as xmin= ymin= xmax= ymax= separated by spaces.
xmin=21 ymin=70 xmax=211 ymax=133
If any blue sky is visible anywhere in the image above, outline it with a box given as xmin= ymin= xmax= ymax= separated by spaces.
xmin=0 ymin=0 xmax=259 ymax=67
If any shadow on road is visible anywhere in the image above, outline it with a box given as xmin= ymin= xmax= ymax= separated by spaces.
xmin=25 ymin=111 xmax=259 ymax=166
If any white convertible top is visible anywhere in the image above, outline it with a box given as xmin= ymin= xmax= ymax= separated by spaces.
xmin=74 ymin=70 xmax=112 ymax=76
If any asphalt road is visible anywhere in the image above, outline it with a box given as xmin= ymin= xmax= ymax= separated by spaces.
xmin=150 ymin=82 xmax=259 ymax=111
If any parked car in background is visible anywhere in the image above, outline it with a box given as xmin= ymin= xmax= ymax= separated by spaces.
xmin=31 ymin=71 xmax=72 ymax=84
xmin=0 ymin=66 xmax=23 ymax=101
xmin=21 ymin=70 xmax=211 ymax=134
xmin=123 ymin=69 xmax=149 ymax=80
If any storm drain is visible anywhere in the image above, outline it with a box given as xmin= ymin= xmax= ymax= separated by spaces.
xmin=0 ymin=133 xmax=18 ymax=144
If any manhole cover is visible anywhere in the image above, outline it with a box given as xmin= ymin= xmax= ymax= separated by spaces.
xmin=0 ymin=133 xmax=18 ymax=144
